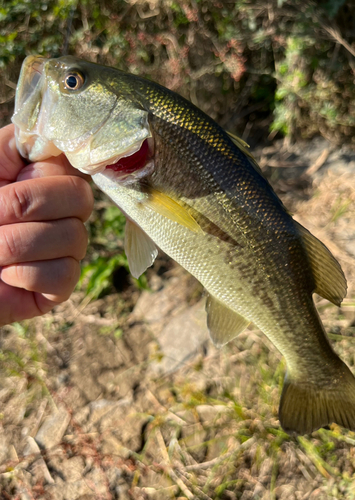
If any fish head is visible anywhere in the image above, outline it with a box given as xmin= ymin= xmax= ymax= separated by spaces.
xmin=12 ymin=55 xmax=152 ymax=178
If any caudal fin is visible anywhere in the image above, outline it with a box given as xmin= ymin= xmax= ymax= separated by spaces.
xmin=279 ymin=363 xmax=355 ymax=435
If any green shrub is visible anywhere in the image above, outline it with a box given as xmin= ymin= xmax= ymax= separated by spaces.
xmin=1 ymin=0 xmax=354 ymax=143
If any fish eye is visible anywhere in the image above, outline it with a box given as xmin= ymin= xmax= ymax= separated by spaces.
xmin=63 ymin=71 xmax=85 ymax=91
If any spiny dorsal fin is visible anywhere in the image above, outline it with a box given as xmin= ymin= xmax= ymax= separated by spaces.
xmin=206 ymin=294 xmax=250 ymax=347
xmin=296 ymin=221 xmax=347 ymax=307
xmin=226 ymin=131 xmax=263 ymax=175
xmin=125 ymin=219 xmax=158 ymax=278
xmin=143 ymin=187 xmax=203 ymax=234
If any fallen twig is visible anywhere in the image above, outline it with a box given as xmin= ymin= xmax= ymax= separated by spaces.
xmin=185 ymin=436 xmax=257 ymax=471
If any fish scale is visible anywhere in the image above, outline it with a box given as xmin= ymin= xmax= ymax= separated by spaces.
xmin=12 ymin=55 xmax=355 ymax=435
xmin=93 ymin=172 xmax=330 ymax=373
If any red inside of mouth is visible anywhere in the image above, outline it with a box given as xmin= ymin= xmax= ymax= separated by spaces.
xmin=106 ymin=139 xmax=149 ymax=174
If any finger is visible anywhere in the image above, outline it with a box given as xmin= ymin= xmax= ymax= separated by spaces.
xmin=0 ymin=281 xmax=53 ymax=325
xmin=0 ymin=257 xmax=81 ymax=325
xmin=0 ymin=124 xmax=90 ymax=184
xmin=0 ymin=175 xmax=94 ymax=225
xmin=0 ymin=124 xmax=27 ymax=185
xmin=0 ymin=218 xmax=88 ymax=266
xmin=1 ymin=257 xmax=81 ymax=302
xmin=17 ymin=155 xmax=91 ymax=182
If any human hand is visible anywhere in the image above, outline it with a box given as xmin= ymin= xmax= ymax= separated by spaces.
xmin=0 ymin=124 xmax=94 ymax=325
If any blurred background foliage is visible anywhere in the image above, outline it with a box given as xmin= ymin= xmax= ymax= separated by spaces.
xmin=1 ymin=0 xmax=355 ymax=145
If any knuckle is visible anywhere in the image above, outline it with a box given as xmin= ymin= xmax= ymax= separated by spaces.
xmin=0 ymin=227 xmax=19 ymax=263
xmin=10 ymin=184 xmax=31 ymax=220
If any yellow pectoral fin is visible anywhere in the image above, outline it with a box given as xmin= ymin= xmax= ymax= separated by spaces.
xmin=143 ymin=188 xmax=204 ymax=234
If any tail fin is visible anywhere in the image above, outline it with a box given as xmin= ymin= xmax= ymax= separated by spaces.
xmin=279 ymin=363 xmax=355 ymax=435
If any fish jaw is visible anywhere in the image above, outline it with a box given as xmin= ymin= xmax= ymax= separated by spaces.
xmin=12 ymin=55 xmax=153 ymax=176
xmin=12 ymin=55 xmax=62 ymax=161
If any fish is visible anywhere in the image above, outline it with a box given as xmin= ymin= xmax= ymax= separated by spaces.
xmin=12 ymin=55 xmax=355 ymax=435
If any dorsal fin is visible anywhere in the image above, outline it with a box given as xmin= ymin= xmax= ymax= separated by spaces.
xmin=225 ymin=131 xmax=263 ymax=175
xmin=296 ymin=221 xmax=347 ymax=306
xmin=205 ymin=294 xmax=250 ymax=347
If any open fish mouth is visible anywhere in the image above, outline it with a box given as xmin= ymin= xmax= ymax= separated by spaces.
xmin=97 ymin=137 xmax=155 ymax=184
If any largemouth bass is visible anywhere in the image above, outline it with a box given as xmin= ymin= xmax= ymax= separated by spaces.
xmin=12 ymin=55 xmax=355 ymax=435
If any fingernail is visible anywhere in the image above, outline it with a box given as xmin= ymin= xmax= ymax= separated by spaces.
xmin=17 ymin=165 xmax=44 ymax=181
xmin=8 ymin=136 xmax=17 ymax=153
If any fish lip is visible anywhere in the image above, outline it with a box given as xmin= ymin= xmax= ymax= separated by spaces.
xmin=27 ymin=57 xmax=45 ymax=77
xmin=13 ymin=56 xmax=46 ymax=123
xmin=12 ymin=56 xmax=56 ymax=161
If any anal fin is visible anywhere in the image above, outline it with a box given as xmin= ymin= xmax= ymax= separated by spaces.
xmin=125 ymin=219 xmax=158 ymax=279
xmin=206 ymin=294 xmax=250 ymax=347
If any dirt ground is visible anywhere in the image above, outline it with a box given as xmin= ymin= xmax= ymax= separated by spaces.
xmin=1 ymin=139 xmax=355 ymax=499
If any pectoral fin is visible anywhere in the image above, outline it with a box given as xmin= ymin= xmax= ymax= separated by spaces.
xmin=124 ymin=219 xmax=158 ymax=278
xmin=296 ymin=222 xmax=347 ymax=306
xmin=206 ymin=294 xmax=250 ymax=347
xmin=143 ymin=187 xmax=203 ymax=234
